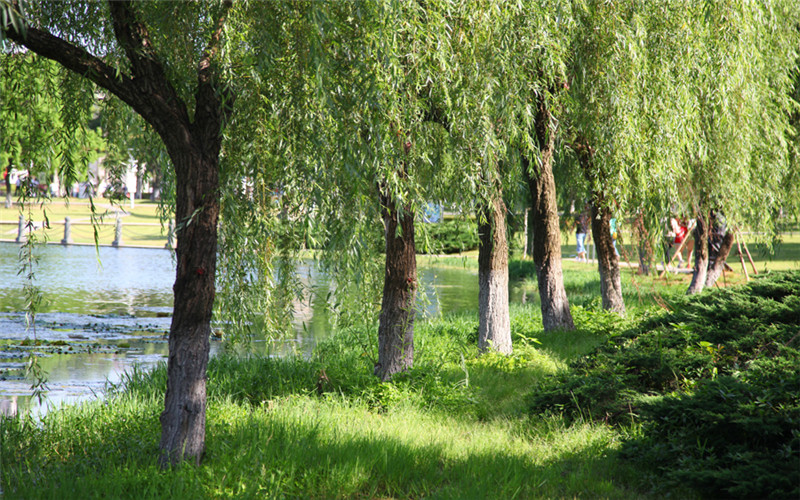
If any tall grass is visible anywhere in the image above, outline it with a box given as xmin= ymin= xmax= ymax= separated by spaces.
xmin=0 ymin=294 xmax=655 ymax=499
xmin=2 ymin=259 xmax=719 ymax=498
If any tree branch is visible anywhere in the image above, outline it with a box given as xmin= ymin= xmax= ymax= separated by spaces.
xmin=107 ymin=0 xmax=189 ymax=128
xmin=1 ymin=3 xmax=137 ymax=109
xmin=1 ymin=0 xmax=190 ymax=137
xmin=197 ymin=0 xmax=232 ymax=85
xmin=194 ymin=0 xmax=234 ymax=151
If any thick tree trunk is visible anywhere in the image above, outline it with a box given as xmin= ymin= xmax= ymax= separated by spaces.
xmin=687 ymin=213 xmax=709 ymax=294
xmin=523 ymin=101 xmax=574 ymax=332
xmin=704 ymin=231 xmax=734 ymax=288
xmin=375 ymin=188 xmax=417 ymax=381
xmin=478 ymin=192 xmax=512 ymax=354
xmin=591 ymin=200 xmax=626 ymax=315
xmin=158 ymin=137 xmax=220 ymax=467
xmin=575 ymin=137 xmax=625 ymax=314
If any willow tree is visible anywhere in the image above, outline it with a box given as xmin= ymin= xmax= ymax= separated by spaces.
xmin=563 ymin=1 xmax=710 ymax=310
xmin=1 ymin=0 xmax=327 ymax=466
xmin=422 ymin=0 xmax=577 ymax=336
xmin=1 ymin=0 xmax=238 ymax=465
xmin=560 ymin=0 xmax=799 ymax=301
xmin=475 ymin=0 xmax=575 ymax=332
xmin=682 ymin=0 xmax=799 ymax=294
xmin=303 ymin=1 xmax=479 ymax=377
xmin=561 ymin=1 xmax=671 ymax=314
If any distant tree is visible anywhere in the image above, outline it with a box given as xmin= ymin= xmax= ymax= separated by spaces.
xmin=560 ymin=0 xmax=799 ymax=299
xmin=681 ymin=0 xmax=799 ymax=293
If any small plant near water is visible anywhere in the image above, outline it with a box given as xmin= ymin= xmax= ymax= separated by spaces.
xmin=17 ymin=182 xmax=50 ymax=404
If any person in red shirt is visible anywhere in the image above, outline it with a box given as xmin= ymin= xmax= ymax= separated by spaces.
xmin=669 ymin=216 xmax=693 ymax=267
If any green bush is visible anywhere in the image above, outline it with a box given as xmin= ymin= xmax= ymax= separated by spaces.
xmin=623 ymin=359 xmax=800 ymax=499
xmin=416 ymin=219 xmax=479 ymax=254
xmin=528 ymin=271 xmax=800 ymax=498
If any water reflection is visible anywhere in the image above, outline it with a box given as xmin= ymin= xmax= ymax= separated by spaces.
xmin=0 ymin=243 xmax=488 ymax=417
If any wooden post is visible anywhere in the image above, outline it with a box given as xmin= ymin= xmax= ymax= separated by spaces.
xmin=735 ymin=234 xmax=749 ymax=281
xmin=15 ymin=215 xmax=25 ymax=243
xmin=741 ymin=239 xmax=758 ymax=275
xmin=61 ymin=216 xmax=73 ymax=245
xmin=112 ymin=215 xmax=123 ymax=247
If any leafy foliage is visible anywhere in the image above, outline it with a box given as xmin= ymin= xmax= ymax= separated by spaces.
xmin=416 ymin=219 xmax=479 ymax=255
xmin=529 ymin=271 xmax=800 ymax=498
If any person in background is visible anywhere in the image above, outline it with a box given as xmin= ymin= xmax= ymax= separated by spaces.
xmin=575 ymin=204 xmax=591 ymax=262
xmin=610 ymin=217 xmax=620 ymax=256
xmin=670 ymin=216 xmax=692 ymax=266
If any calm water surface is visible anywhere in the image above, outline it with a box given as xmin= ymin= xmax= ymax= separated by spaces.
xmin=0 ymin=243 xmax=497 ymax=416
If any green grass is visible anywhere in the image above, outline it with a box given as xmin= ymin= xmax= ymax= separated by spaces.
xmin=1 ymin=231 xmax=796 ymax=498
xmin=0 ymin=198 xmax=170 ymax=247
xmin=1 ymin=299 xmax=655 ymax=499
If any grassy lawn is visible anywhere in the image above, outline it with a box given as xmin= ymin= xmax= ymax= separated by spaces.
xmin=0 ymin=198 xmax=170 ymax=248
xmin=1 ymin=261 xmax=797 ymax=497
xmin=0 ymin=306 xmax=651 ymax=499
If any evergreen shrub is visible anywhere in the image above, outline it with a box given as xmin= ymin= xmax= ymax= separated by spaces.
xmin=528 ymin=271 xmax=800 ymax=498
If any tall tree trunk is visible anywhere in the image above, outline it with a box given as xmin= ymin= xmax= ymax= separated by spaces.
xmin=576 ymin=137 xmax=625 ymax=314
xmin=158 ymin=143 xmax=219 ymax=467
xmin=591 ymin=199 xmax=626 ymax=315
xmin=704 ymin=231 xmax=735 ymax=288
xmin=687 ymin=213 xmax=709 ymax=294
xmin=523 ymin=100 xmax=574 ymax=332
xmin=375 ymin=187 xmax=417 ymax=381
xmin=478 ymin=191 xmax=511 ymax=354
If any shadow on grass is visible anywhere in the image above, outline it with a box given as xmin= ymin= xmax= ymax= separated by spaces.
xmin=200 ymin=401 xmax=642 ymax=499
xmin=1 ymin=395 xmax=644 ymax=499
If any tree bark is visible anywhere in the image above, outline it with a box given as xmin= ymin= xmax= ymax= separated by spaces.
xmin=704 ymin=230 xmax=735 ymax=288
xmin=159 ymin=143 xmax=219 ymax=467
xmin=478 ymin=191 xmax=512 ymax=354
xmin=3 ymin=1 xmax=234 ymax=466
xmin=687 ymin=213 xmax=709 ymax=294
xmin=634 ymin=213 xmax=652 ymax=275
xmin=575 ymin=136 xmax=625 ymax=315
xmin=590 ymin=199 xmax=626 ymax=315
xmin=524 ymin=207 xmax=534 ymax=259
xmin=375 ymin=187 xmax=417 ymax=381
xmin=523 ymin=100 xmax=574 ymax=332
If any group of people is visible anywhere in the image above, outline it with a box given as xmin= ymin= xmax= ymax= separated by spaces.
xmin=571 ymin=206 xmax=729 ymax=271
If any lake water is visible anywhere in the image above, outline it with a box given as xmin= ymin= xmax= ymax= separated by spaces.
xmin=0 ymin=243 xmax=493 ymax=416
